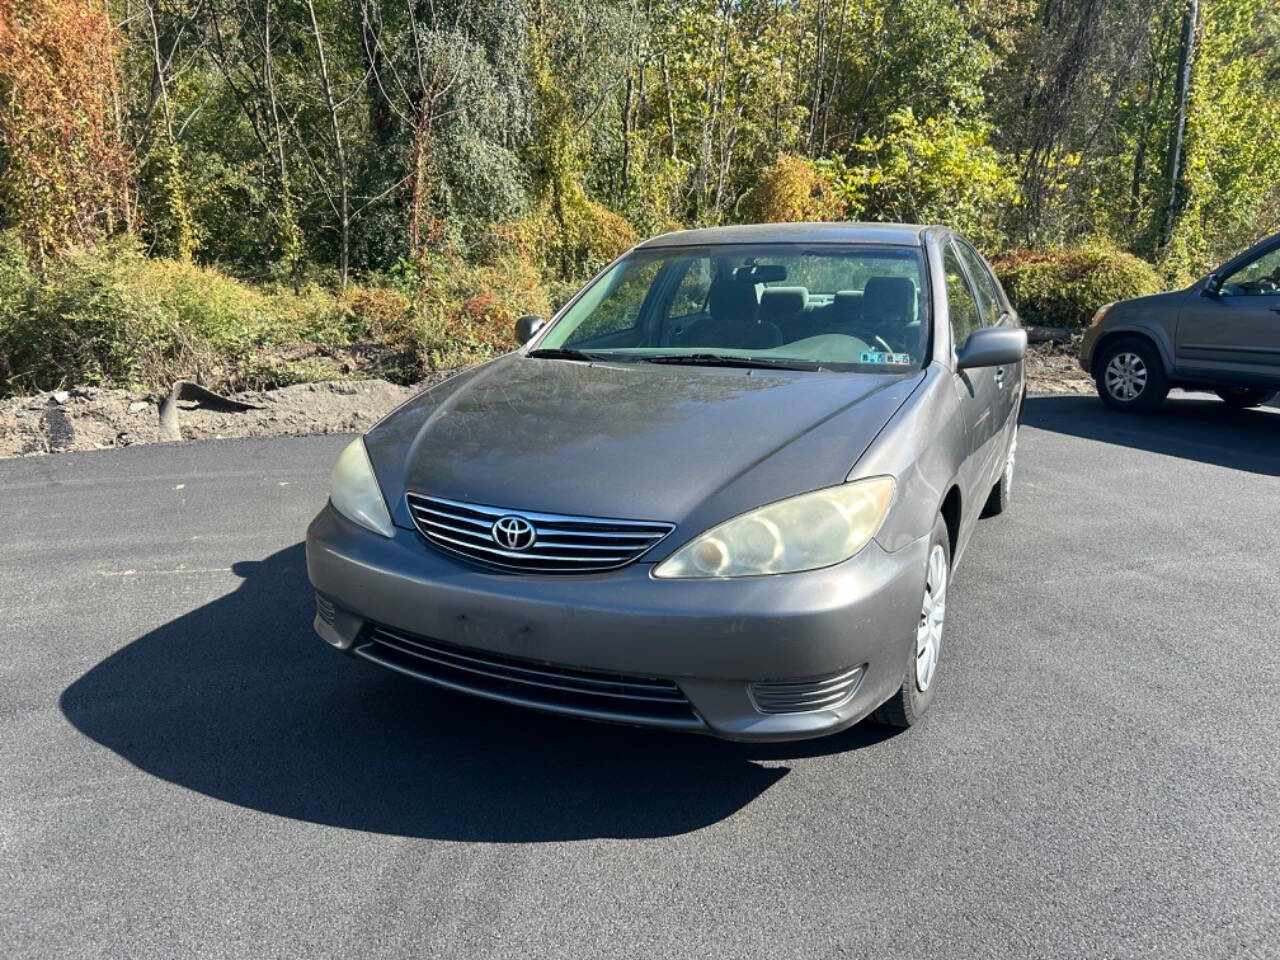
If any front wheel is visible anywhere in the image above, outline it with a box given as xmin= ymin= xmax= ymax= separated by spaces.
xmin=1095 ymin=337 xmax=1168 ymax=413
xmin=875 ymin=513 xmax=950 ymax=728
xmin=1215 ymin=387 xmax=1277 ymax=409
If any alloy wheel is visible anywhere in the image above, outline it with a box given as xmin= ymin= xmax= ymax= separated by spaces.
xmin=916 ymin=544 xmax=948 ymax=692
xmin=1104 ymin=351 xmax=1147 ymax=402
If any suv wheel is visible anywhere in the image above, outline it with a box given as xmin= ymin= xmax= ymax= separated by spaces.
xmin=1215 ymin=387 xmax=1277 ymax=409
xmin=1095 ymin=338 xmax=1168 ymax=412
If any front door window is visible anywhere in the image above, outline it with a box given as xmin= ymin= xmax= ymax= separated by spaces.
xmin=1221 ymin=246 xmax=1280 ymax=296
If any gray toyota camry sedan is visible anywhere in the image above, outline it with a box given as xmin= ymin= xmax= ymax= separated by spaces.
xmin=306 ymin=223 xmax=1026 ymax=741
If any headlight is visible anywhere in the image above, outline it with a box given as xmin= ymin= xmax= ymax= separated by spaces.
xmin=330 ymin=438 xmax=394 ymax=537
xmin=653 ymin=476 xmax=895 ymax=579
xmin=1090 ymin=302 xmax=1114 ymax=326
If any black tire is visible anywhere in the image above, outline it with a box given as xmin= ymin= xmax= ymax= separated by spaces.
xmin=875 ymin=513 xmax=950 ymax=728
xmin=1094 ymin=337 xmax=1169 ymax=413
xmin=981 ymin=425 xmax=1017 ymax=518
xmin=1214 ymin=387 xmax=1277 ymax=409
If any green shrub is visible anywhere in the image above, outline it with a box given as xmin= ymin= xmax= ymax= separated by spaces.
xmin=0 ymin=227 xmax=569 ymax=398
xmin=0 ymin=231 xmax=36 ymax=385
xmin=993 ymin=243 xmax=1163 ymax=328
xmin=0 ymin=232 xmax=355 ymax=396
xmin=405 ymin=252 xmax=552 ymax=369
xmin=824 ymin=109 xmax=1018 ymax=250
xmin=482 ymin=193 xmax=635 ymax=286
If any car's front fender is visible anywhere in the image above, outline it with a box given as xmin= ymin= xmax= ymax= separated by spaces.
xmin=852 ymin=365 xmax=968 ymax=555
xmin=1083 ymin=292 xmax=1186 ymax=376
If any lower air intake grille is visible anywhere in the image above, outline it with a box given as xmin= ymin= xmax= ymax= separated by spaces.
xmin=749 ymin=665 xmax=865 ymax=715
xmin=356 ymin=625 xmax=702 ymax=727
xmin=315 ymin=592 xmax=337 ymax=626
xmin=405 ymin=493 xmax=674 ymax=573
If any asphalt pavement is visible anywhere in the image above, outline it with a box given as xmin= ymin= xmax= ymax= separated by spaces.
xmin=2 ymin=393 xmax=1278 ymax=959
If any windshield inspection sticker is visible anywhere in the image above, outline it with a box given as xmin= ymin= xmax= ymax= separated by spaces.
xmin=860 ymin=350 xmax=912 ymax=366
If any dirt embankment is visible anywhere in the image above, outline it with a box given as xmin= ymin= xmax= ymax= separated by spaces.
xmin=0 ymin=377 xmax=451 ymax=459
xmin=1 ymin=343 xmax=1091 ymax=459
xmin=1024 ymin=337 xmax=1093 ymax=395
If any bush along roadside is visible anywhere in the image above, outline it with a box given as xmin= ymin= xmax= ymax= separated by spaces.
xmin=993 ymin=243 xmax=1165 ymax=329
xmin=0 ymin=231 xmax=559 ymax=400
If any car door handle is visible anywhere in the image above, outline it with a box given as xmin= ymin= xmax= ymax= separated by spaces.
xmin=994 ymin=367 xmax=1006 ymax=387
xmin=1270 ymin=306 xmax=1280 ymax=314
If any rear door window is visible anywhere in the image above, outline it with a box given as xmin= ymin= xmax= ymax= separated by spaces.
xmin=943 ymin=245 xmax=983 ymax=345
xmin=954 ymin=240 xmax=1001 ymax=327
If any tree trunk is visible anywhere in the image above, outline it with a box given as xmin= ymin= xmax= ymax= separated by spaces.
xmin=407 ymin=89 xmax=437 ymax=263
xmin=306 ymin=0 xmax=350 ymax=287
xmin=264 ymin=0 xmax=302 ymax=291
xmin=808 ymin=0 xmax=826 ymax=152
xmin=819 ymin=0 xmax=848 ymax=152
xmin=660 ymin=54 xmax=677 ymax=160
xmin=1161 ymin=0 xmax=1198 ymax=248
xmin=621 ymin=72 xmax=632 ymax=196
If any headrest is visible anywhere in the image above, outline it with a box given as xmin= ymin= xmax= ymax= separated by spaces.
xmin=759 ymin=286 xmax=808 ymax=322
xmin=832 ymin=290 xmax=861 ymax=322
xmin=862 ymin=276 xmax=916 ymax=319
xmin=707 ymin=276 xmax=759 ymax=323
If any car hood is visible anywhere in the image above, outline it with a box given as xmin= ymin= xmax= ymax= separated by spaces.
xmin=366 ymin=353 xmax=921 ymax=529
xmin=1111 ymin=288 xmax=1189 ymax=316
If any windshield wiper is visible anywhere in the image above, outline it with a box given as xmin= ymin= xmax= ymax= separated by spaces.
xmin=526 ymin=347 xmax=609 ymax=362
xmin=637 ymin=353 xmax=828 ymax=372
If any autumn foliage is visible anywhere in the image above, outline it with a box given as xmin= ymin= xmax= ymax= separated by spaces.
xmin=741 ymin=155 xmax=844 ymax=225
xmin=0 ymin=0 xmax=129 ymax=259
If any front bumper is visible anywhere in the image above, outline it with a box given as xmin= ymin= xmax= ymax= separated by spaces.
xmin=1079 ymin=324 xmax=1102 ymax=374
xmin=306 ymin=505 xmax=929 ymax=741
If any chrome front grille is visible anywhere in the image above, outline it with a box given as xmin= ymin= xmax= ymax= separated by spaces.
xmin=356 ymin=625 xmax=702 ymax=727
xmin=405 ymin=493 xmax=674 ymax=573
xmin=749 ymin=665 xmax=865 ymax=715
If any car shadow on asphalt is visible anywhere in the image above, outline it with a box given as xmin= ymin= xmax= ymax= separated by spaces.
xmin=1024 ymin=394 xmax=1280 ymax=476
xmin=59 ymin=543 xmax=896 ymax=841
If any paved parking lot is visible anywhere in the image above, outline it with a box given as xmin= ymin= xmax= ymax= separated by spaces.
xmin=2 ymin=394 xmax=1278 ymax=959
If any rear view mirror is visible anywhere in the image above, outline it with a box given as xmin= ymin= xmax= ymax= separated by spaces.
xmin=734 ymin=264 xmax=788 ymax=284
xmin=1202 ymin=274 xmax=1222 ymax=296
xmin=956 ymin=327 xmax=1027 ymax=370
xmin=515 ymin=315 xmax=545 ymax=345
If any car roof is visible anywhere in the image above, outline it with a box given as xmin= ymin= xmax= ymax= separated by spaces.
xmin=635 ymin=222 xmax=939 ymax=249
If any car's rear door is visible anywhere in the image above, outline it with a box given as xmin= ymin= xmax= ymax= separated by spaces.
xmin=1176 ymin=237 xmax=1280 ymax=384
xmin=954 ymin=238 xmax=1023 ymax=449
xmin=942 ymin=242 xmax=1002 ymax=500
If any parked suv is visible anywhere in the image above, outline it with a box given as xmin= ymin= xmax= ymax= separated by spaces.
xmin=1080 ymin=230 xmax=1280 ymax=412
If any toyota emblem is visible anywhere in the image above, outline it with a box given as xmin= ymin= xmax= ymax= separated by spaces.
xmin=491 ymin=515 xmax=536 ymax=551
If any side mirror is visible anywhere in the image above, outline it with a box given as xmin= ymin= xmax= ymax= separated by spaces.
xmin=956 ymin=327 xmax=1027 ymax=370
xmin=515 ymin=315 xmax=545 ymax=345
xmin=1202 ymin=274 xmax=1222 ymax=297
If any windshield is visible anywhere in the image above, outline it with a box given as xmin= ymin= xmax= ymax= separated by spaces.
xmin=535 ymin=243 xmax=930 ymax=371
